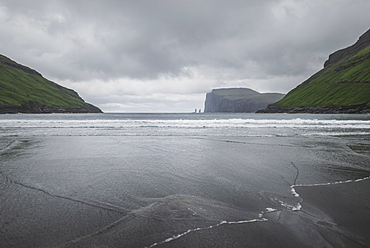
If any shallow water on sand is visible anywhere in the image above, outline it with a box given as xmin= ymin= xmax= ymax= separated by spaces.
xmin=1 ymin=113 xmax=369 ymax=247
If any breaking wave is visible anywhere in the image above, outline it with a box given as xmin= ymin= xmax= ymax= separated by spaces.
xmin=0 ymin=113 xmax=369 ymax=137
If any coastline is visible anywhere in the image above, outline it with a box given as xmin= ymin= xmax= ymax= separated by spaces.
xmin=1 ymin=115 xmax=369 ymax=247
xmin=295 ymin=178 xmax=370 ymax=247
xmin=257 ymin=103 xmax=370 ymax=114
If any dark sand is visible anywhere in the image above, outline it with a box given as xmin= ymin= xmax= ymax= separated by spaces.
xmin=2 ymin=134 xmax=369 ymax=247
xmin=296 ymin=179 xmax=370 ymax=247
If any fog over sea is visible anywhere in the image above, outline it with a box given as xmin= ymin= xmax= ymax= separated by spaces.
xmin=1 ymin=113 xmax=370 ymax=247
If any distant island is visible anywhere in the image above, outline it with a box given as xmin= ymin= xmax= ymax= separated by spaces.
xmin=204 ymin=88 xmax=285 ymax=113
xmin=0 ymin=54 xmax=102 ymax=114
xmin=258 ymin=28 xmax=370 ymax=114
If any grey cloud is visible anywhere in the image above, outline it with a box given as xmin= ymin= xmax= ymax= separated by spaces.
xmin=2 ymin=0 xmax=281 ymax=80
xmin=1 ymin=0 xmax=370 ymax=112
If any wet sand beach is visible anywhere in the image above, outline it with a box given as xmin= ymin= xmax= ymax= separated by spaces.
xmin=1 ymin=113 xmax=369 ymax=247
xmin=296 ymin=178 xmax=370 ymax=247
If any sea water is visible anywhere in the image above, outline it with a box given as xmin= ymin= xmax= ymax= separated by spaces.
xmin=1 ymin=113 xmax=369 ymax=247
xmin=1 ymin=113 xmax=370 ymax=137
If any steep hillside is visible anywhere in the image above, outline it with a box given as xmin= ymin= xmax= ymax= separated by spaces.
xmin=204 ymin=88 xmax=284 ymax=113
xmin=259 ymin=29 xmax=370 ymax=114
xmin=0 ymin=55 xmax=102 ymax=113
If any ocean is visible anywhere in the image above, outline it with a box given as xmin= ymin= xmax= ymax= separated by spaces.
xmin=1 ymin=113 xmax=370 ymax=247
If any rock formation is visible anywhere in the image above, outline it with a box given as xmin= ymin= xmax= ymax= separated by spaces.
xmin=204 ymin=88 xmax=284 ymax=113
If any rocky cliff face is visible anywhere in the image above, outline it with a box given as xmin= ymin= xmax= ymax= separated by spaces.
xmin=323 ymin=29 xmax=370 ymax=68
xmin=204 ymin=88 xmax=284 ymax=113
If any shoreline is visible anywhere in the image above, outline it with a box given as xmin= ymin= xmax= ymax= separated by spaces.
xmin=295 ymin=178 xmax=370 ymax=247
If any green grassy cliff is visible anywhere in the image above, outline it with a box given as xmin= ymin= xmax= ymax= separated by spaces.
xmin=260 ymin=29 xmax=370 ymax=114
xmin=0 ymin=55 xmax=102 ymax=113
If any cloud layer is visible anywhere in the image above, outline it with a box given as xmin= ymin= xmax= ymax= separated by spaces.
xmin=1 ymin=0 xmax=369 ymax=112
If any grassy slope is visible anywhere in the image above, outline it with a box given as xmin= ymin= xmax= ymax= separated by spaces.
xmin=0 ymin=55 xmax=95 ymax=109
xmin=276 ymin=44 xmax=370 ymax=108
xmin=213 ymin=88 xmax=284 ymax=102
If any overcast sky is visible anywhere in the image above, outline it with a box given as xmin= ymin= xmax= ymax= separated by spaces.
xmin=1 ymin=0 xmax=369 ymax=112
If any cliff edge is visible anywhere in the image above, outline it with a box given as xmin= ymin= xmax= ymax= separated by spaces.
xmin=204 ymin=88 xmax=284 ymax=113
xmin=0 ymin=54 xmax=102 ymax=114
xmin=259 ymin=29 xmax=370 ymax=114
